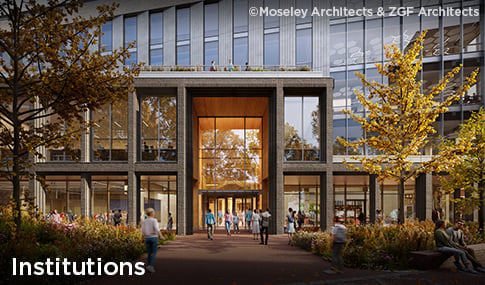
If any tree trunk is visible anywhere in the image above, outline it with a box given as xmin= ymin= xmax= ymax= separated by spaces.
xmin=398 ymin=178 xmax=405 ymax=224
xmin=13 ymin=123 xmax=21 ymax=234
xmin=479 ymin=177 xmax=484 ymax=234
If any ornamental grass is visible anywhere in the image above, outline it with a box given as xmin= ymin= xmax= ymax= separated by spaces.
xmin=292 ymin=219 xmax=484 ymax=270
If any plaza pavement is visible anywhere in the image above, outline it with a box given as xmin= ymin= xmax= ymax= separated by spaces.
xmin=86 ymin=231 xmax=485 ymax=285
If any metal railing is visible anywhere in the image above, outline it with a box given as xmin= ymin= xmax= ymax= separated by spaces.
xmin=137 ymin=64 xmax=313 ymax=72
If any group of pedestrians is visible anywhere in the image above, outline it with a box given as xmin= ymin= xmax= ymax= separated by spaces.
xmin=434 ymin=219 xmax=485 ymax=274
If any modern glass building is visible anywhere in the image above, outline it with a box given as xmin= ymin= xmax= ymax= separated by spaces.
xmin=0 ymin=0 xmax=483 ymax=235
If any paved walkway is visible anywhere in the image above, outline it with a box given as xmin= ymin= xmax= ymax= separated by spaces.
xmin=87 ymin=231 xmax=484 ymax=285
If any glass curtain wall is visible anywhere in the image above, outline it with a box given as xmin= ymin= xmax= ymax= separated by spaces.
xmin=140 ymin=175 xmax=177 ymax=229
xmin=263 ymin=0 xmax=279 ymax=68
xmin=44 ymin=176 xmax=81 ymax=217
xmin=91 ymin=175 xmax=128 ymax=224
xmin=295 ymin=0 xmax=312 ymax=68
xmin=141 ymin=96 xmax=177 ymax=161
xmin=199 ymin=117 xmax=262 ymax=191
xmin=333 ymin=175 xmax=369 ymax=224
xmin=284 ymin=175 xmax=320 ymax=227
xmin=204 ymin=3 xmax=219 ymax=70
xmin=45 ymin=114 xmax=81 ymax=162
xmin=92 ymin=95 xmax=128 ymax=161
xmin=330 ymin=0 xmax=482 ymax=156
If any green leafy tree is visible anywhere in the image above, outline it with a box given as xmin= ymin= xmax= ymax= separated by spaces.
xmin=0 ymin=0 xmax=140 ymax=232
xmin=440 ymin=109 xmax=485 ymax=230
xmin=338 ymin=31 xmax=478 ymax=223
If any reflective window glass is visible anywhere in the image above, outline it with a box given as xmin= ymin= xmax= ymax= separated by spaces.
xmin=296 ymin=28 xmax=312 ymax=67
xmin=177 ymin=45 xmax=190 ymax=65
xmin=101 ymin=21 xmax=112 ymax=51
xmin=124 ymin=16 xmax=137 ymax=48
xmin=205 ymin=3 xmax=218 ymax=37
xmin=150 ymin=12 xmax=163 ymax=45
xmin=234 ymin=0 xmax=248 ymax=33
xmin=233 ymin=37 xmax=248 ymax=66
xmin=330 ymin=24 xmax=346 ymax=66
xmin=177 ymin=8 xmax=190 ymax=41
xmin=264 ymin=33 xmax=279 ymax=67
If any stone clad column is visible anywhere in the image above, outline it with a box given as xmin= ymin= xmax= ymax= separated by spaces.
xmin=274 ymin=86 xmax=284 ymax=234
xmin=127 ymin=91 xmax=139 ymax=225
xmin=80 ymin=174 xmax=91 ymax=218
xmin=177 ymin=85 xmax=187 ymax=235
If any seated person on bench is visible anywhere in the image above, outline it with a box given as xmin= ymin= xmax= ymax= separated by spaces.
xmin=446 ymin=220 xmax=485 ymax=273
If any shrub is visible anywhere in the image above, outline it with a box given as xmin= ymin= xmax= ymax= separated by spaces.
xmin=293 ymin=219 xmax=483 ymax=270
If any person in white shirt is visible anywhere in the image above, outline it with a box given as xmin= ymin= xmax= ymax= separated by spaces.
xmin=141 ymin=208 xmax=165 ymax=273
xmin=328 ymin=217 xmax=347 ymax=274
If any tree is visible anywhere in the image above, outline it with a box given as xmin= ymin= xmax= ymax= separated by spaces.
xmin=338 ymin=31 xmax=478 ymax=223
xmin=0 ymin=0 xmax=139 ymax=232
xmin=439 ymin=109 xmax=485 ymax=230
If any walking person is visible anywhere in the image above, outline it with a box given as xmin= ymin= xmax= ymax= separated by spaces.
xmin=297 ymin=211 xmax=305 ymax=231
xmin=446 ymin=220 xmax=485 ymax=272
xmin=205 ymin=209 xmax=216 ymax=240
xmin=326 ymin=217 xmax=347 ymax=274
xmin=141 ymin=208 xmax=165 ymax=273
xmin=224 ymin=210 xmax=233 ymax=236
xmin=251 ymin=209 xmax=260 ymax=240
xmin=167 ymin=212 xmax=173 ymax=231
xmin=232 ymin=211 xmax=240 ymax=234
xmin=286 ymin=208 xmax=296 ymax=245
xmin=260 ymin=208 xmax=271 ymax=245
xmin=245 ymin=208 xmax=253 ymax=232
xmin=113 ymin=209 xmax=122 ymax=226
xmin=435 ymin=219 xmax=477 ymax=273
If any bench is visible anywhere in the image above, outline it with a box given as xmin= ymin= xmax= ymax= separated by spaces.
xmin=408 ymin=250 xmax=453 ymax=270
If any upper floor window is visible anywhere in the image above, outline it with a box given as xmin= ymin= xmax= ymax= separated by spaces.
xmin=264 ymin=0 xmax=279 ymax=29
xmin=124 ymin=16 xmax=137 ymax=48
xmin=264 ymin=32 xmax=279 ymax=67
xmin=284 ymin=96 xmax=320 ymax=161
xmin=233 ymin=0 xmax=248 ymax=33
xmin=204 ymin=3 xmax=218 ymax=37
xmin=100 ymin=21 xmax=112 ymax=52
xmin=150 ymin=12 xmax=163 ymax=65
xmin=177 ymin=8 xmax=190 ymax=41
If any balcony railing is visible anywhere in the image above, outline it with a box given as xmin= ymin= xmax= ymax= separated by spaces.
xmin=137 ymin=64 xmax=312 ymax=72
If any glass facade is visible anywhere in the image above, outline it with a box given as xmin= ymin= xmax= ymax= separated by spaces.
xmin=91 ymin=175 xmax=128 ymax=222
xmin=177 ymin=7 xmax=190 ymax=65
xmin=233 ymin=0 xmax=248 ymax=66
xmin=150 ymin=12 xmax=163 ymax=65
xmin=100 ymin=20 xmax=112 ymax=52
xmin=199 ymin=117 xmax=262 ymax=191
xmin=264 ymin=33 xmax=279 ymax=67
xmin=44 ymin=176 xmax=81 ymax=216
xmin=284 ymin=175 xmax=320 ymax=227
xmin=204 ymin=3 xmax=218 ymax=69
xmin=141 ymin=96 xmax=177 ymax=161
xmin=92 ymin=95 xmax=128 ymax=161
xmin=284 ymin=96 xmax=320 ymax=161
xmin=45 ymin=115 xmax=81 ymax=162
xmin=140 ymin=175 xmax=177 ymax=229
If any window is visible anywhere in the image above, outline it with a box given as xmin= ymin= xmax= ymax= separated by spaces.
xmin=383 ymin=17 xmax=400 ymax=48
xmin=177 ymin=8 xmax=190 ymax=41
xmin=463 ymin=5 xmax=480 ymax=53
xmin=45 ymin=176 xmax=81 ymax=216
xmin=296 ymin=0 xmax=312 ymax=24
xmin=264 ymin=33 xmax=279 ymax=67
xmin=365 ymin=19 xmax=382 ymax=62
xmin=46 ymin=115 xmax=81 ymax=162
xmin=140 ymin=175 xmax=177 ymax=229
xmin=150 ymin=12 xmax=163 ymax=65
xmin=124 ymin=16 xmax=137 ymax=65
xmin=100 ymin=21 xmax=112 ymax=52
xmin=284 ymin=96 xmax=320 ymax=161
xmin=330 ymin=24 xmax=345 ymax=66
xmin=263 ymin=0 xmax=279 ymax=29
xmin=422 ymin=7 xmax=439 ymax=57
xmin=464 ymin=57 xmax=481 ymax=105
xmin=284 ymin=175 xmax=320 ymax=227
xmin=204 ymin=41 xmax=218 ymax=70
xmin=204 ymin=3 xmax=218 ymax=37
xmin=233 ymin=37 xmax=248 ymax=66
xmin=347 ymin=21 xmax=363 ymax=65
xmin=177 ymin=8 xmax=191 ymax=65
xmin=233 ymin=0 xmax=248 ymax=33
xmin=92 ymin=95 xmax=128 ymax=161
xmin=199 ymin=117 xmax=262 ymax=190
xmin=443 ymin=12 xmax=460 ymax=55
xmin=177 ymin=45 xmax=190 ymax=65
xmin=296 ymin=28 xmax=312 ymax=67
xmin=91 ymin=176 xmax=128 ymax=219
xmin=141 ymin=96 xmax=176 ymax=161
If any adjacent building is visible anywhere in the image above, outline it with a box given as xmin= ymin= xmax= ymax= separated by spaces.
xmin=0 ymin=0 xmax=483 ymax=234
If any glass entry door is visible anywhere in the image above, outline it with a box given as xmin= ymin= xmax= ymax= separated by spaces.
xmin=202 ymin=194 xmax=260 ymax=230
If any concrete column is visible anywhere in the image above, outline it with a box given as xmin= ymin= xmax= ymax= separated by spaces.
xmin=280 ymin=0 xmax=295 ymax=66
xmin=313 ymin=0 xmax=329 ymax=74
xmin=127 ymin=90 xmax=139 ymax=225
xmin=177 ymin=85 xmax=187 ymax=235
xmin=137 ymin=11 xmax=149 ymax=65
xmin=112 ymin=15 xmax=123 ymax=51
xmin=81 ymin=109 xmax=90 ymax=163
xmin=190 ymin=2 xmax=203 ymax=65
xmin=218 ymin=0 xmax=233 ymax=64
xmin=274 ymin=86 xmax=285 ymax=234
xmin=127 ymin=171 xmax=138 ymax=226
xmin=248 ymin=0 xmax=263 ymax=65
xmin=415 ymin=173 xmax=433 ymax=220
xmin=322 ymin=171 xmax=334 ymax=230
xmin=80 ymin=174 xmax=91 ymax=218
xmin=163 ymin=7 xmax=176 ymax=65
xmin=369 ymin=174 xmax=378 ymax=222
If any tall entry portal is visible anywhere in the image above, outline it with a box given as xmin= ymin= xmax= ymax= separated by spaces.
xmin=191 ymin=97 xmax=269 ymax=230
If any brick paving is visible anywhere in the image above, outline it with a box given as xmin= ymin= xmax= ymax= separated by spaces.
xmin=86 ymin=231 xmax=485 ymax=285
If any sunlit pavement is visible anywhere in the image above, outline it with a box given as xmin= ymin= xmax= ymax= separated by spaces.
xmin=86 ymin=231 xmax=484 ymax=285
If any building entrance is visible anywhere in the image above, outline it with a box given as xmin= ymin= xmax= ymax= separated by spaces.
xmin=192 ymin=97 xmax=269 ymax=230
